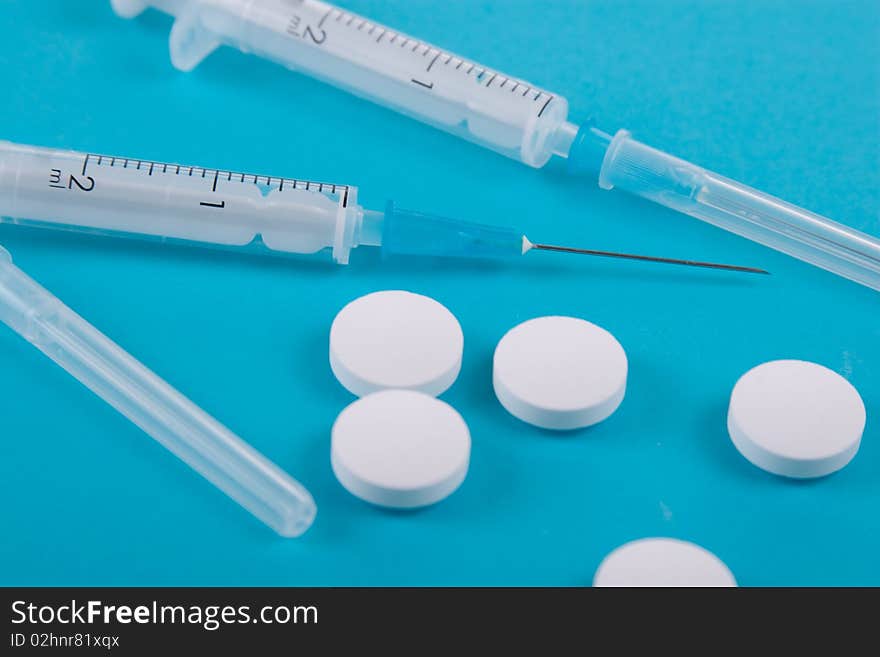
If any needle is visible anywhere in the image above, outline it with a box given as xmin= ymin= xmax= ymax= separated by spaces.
xmin=528 ymin=241 xmax=769 ymax=275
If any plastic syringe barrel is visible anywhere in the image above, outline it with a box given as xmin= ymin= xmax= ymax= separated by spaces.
xmin=571 ymin=129 xmax=880 ymax=291
xmin=0 ymin=140 xmax=365 ymax=264
xmin=115 ymin=1 xmax=880 ymax=290
xmin=113 ymin=0 xmax=570 ymax=167
xmin=0 ymin=246 xmax=317 ymax=537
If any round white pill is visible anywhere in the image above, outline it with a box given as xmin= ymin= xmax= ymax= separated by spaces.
xmin=331 ymin=390 xmax=471 ymax=508
xmin=727 ymin=360 xmax=865 ymax=479
xmin=330 ymin=290 xmax=463 ymax=397
xmin=493 ymin=316 xmax=627 ymax=430
xmin=593 ymin=538 xmax=737 ymax=587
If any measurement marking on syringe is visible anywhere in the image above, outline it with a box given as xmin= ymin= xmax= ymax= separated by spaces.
xmin=305 ymin=8 xmax=553 ymax=108
xmin=317 ymin=8 xmax=332 ymax=29
xmin=70 ymin=149 xmax=349 ymax=207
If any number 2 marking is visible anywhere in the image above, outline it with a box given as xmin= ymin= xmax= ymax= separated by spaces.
xmin=304 ymin=25 xmax=326 ymax=44
xmin=68 ymin=174 xmax=95 ymax=192
xmin=49 ymin=169 xmax=95 ymax=191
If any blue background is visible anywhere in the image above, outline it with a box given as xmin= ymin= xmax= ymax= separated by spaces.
xmin=0 ymin=0 xmax=878 ymax=586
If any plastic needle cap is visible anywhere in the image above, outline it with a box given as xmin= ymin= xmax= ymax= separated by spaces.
xmin=0 ymin=244 xmax=316 ymax=537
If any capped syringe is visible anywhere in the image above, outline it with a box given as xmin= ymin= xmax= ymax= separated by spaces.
xmin=0 ymin=140 xmax=764 ymax=274
xmin=111 ymin=0 xmax=880 ymax=290
xmin=0 ymin=243 xmax=316 ymax=537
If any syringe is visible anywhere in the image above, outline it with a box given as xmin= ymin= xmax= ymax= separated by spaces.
xmin=111 ymin=0 xmax=880 ymax=290
xmin=0 ymin=140 xmax=765 ymax=274
xmin=0 ymin=244 xmax=316 ymax=537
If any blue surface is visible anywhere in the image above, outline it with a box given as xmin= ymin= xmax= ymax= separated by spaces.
xmin=0 ymin=0 xmax=878 ymax=586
